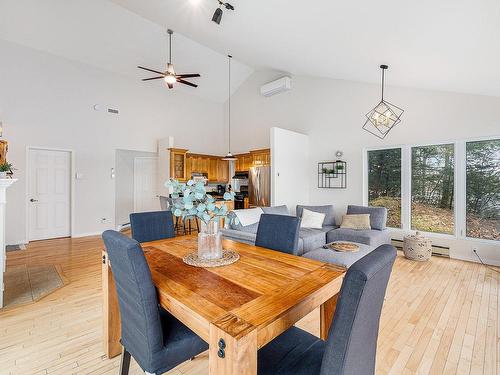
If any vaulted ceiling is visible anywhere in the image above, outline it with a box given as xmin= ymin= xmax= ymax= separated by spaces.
xmin=110 ymin=0 xmax=500 ymax=98
xmin=0 ymin=0 xmax=253 ymax=103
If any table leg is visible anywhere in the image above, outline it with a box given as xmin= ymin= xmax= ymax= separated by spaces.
xmin=209 ymin=322 xmax=257 ymax=375
xmin=102 ymin=251 xmax=122 ymax=358
xmin=320 ymin=293 xmax=339 ymax=340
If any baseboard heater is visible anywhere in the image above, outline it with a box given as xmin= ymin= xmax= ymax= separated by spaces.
xmin=391 ymin=239 xmax=450 ymax=257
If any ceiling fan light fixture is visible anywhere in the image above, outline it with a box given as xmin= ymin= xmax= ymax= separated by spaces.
xmin=164 ymin=74 xmax=176 ymax=84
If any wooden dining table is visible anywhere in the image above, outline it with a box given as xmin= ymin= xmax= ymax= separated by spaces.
xmin=102 ymin=236 xmax=346 ymax=375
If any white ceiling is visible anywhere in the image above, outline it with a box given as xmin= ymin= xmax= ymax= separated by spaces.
xmin=110 ymin=0 xmax=500 ymax=98
xmin=0 ymin=0 xmax=253 ymax=103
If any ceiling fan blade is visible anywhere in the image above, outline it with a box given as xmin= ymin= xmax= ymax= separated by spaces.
xmin=177 ymin=78 xmax=198 ymax=88
xmin=142 ymin=76 xmax=164 ymax=81
xmin=167 ymin=82 xmax=174 ymax=89
xmin=176 ymin=73 xmax=200 ymax=79
xmin=137 ymin=66 xmax=165 ymax=76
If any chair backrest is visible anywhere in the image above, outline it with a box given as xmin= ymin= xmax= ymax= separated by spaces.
xmin=320 ymin=244 xmax=396 ymax=375
xmin=130 ymin=210 xmax=175 ymax=243
xmin=102 ymin=230 xmax=163 ymax=370
xmin=255 ymin=214 xmax=301 ymax=255
xmin=159 ymin=196 xmax=170 ymax=211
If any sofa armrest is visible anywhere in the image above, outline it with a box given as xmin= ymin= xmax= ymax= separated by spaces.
xmin=220 ymin=228 xmax=257 ymax=245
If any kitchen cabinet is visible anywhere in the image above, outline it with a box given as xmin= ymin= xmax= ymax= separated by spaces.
xmin=234 ymin=153 xmax=252 ymax=172
xmin=169 ymin=148 xmax=188 ymax=181
xmin=250 ymin=149 xmax=271 ymax=167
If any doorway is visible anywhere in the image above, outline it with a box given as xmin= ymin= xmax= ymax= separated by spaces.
xmin=27 ymin=148 xmax=72 ymax=241
xmin=134 ymin=157 xmax=159 ymax=213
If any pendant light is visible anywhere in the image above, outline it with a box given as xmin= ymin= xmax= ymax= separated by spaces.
xmin=362 ymin=65 xmax=404 ymax=139
xmin=222 ymin=55 xmax=237 ymax=161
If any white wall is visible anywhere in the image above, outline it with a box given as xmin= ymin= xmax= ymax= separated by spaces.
xmin=228 ymin=70 xmax=500 ymax=264
xmin=1 ymin=40 xmax=225 ymax=244
xmin=270 ymin=127 xmax=309 ymax=213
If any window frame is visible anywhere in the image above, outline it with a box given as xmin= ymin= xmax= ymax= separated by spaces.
xmin=363 ymin=136 xmax=499 ymax=243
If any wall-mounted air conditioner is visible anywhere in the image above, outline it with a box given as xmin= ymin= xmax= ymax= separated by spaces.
xmin=260 ymin=76 xmax=292 ymax=97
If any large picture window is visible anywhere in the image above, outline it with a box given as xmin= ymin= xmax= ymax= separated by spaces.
xmin=466 ymin=139 xmax=500 ymax=241
xmin=411 ymin=144 xmax=454 ymax=234
xmin=367 ymin=148 xmax=401 ymax=228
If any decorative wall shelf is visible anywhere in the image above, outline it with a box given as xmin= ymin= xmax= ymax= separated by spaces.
xmin=318 ymin=160 xmax=347 ymax=189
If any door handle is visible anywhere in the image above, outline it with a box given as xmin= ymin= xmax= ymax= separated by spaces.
xmin=30 ymin=198 xmax=38 ymax=202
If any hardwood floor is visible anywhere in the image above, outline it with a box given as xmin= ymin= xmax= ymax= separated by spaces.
xmin=0 ymin=235 xmax=498 ymax=375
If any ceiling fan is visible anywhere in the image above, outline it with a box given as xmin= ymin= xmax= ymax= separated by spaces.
xmin=138 ymin=29 xmax=200 ymax=89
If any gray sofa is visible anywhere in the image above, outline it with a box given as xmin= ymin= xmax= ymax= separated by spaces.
xmin=222 ymin=205 xmax=334 ymax=255
xmin=327 ymin=205 xmax=391 ymax=248
xmin=221 ymin=204 xmax=391 ymax=256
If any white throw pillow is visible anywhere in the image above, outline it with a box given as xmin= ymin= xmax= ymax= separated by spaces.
xmin=300 ymin=208 xmax=326 ymax=229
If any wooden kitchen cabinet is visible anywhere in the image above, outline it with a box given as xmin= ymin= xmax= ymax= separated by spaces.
xmin=234 ymin=153 xmax=252 ymax=172
xmin=169 ymin=148 xmax=188 ymax=181
xmin=250 ymin=149 xmax=271 ymax=167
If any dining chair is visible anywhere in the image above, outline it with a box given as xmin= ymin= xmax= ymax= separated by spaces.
xmin=102 ymin=230 xmax=208 ymax=375
xmin=129 ymin=211 xmax=175 ymax=243
xmin=255 ymin=214 xmax=301 ymax=255
xmin=258 ymin=244 xmax=397 ymax=375
xmin=159 ymin=196 xmax=170 ymax=211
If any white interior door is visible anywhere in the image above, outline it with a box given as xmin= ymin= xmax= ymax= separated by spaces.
xmin=134 ymin=157 xmax=159 ymax=213
xmin=270 ymin=127 xmax=310 ymax=213
xmin=28 ymin=149 xmax=71 ymax=241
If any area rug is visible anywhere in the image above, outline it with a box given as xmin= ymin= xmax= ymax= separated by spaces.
xmin=3 ymin=264 xmax=65 ymax=309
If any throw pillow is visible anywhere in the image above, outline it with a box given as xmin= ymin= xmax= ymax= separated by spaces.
xmin=340 ymin=214 xmax=371 ymax=230
xmin=300 ymin=208 xmax=326 ymax=229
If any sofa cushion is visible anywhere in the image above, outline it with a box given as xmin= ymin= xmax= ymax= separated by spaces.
xmin=347 ymin=205 xmax=387 ymax=230
xmin=296 ymin=205 xmax=336 ymax=227
xmin=326 ymin=228 xmax=391 ymax=248
xmin=262 ymin=205 xmax=289 ymax=215
xmin=304 ymin=242 xmax=376 ymax=268
xmin=221 ymin=228 xmax=257 ymax=245
xmin=299 ymin=228 xmax=328 ymax=255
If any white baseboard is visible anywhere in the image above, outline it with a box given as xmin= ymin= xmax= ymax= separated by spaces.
xmin=71 ymin=231 xmax=103 ymax=238
xmin=451 ymin=254 xmax=500 ymax=267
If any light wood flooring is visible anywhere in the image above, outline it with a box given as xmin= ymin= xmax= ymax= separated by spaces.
xmin=0 ymin=235 xmax=498 ymax=375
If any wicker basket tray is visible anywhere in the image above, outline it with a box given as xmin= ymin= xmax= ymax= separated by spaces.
xmin=325 ymin=242 xmax=360 ymax=252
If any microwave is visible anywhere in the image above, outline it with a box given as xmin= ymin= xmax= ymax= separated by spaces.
xmin=191 ymin=172 xmax=208 ymax=185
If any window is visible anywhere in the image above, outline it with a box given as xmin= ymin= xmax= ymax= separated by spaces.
xmin=466 ymin=139 xmax=500 ymax=241
xmin=367 ymin=148 xmax=401 ymax=228
xmin=411 ymin=144 xmax=454 ymax=234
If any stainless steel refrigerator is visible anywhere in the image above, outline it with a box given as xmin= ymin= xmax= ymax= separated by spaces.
xmin=249 ymin=166 xmax=271 ymax=207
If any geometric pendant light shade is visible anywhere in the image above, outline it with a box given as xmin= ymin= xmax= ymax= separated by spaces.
xmin=362 ymin=65 xmax=404 ymax=139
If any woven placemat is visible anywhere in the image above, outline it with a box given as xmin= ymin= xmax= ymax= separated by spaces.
xmin=183 ymin=249 xmax=240 ymax=268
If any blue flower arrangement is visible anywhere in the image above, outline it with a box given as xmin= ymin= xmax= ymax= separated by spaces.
xmin=166 ymin=179 xmax=237 ymax=224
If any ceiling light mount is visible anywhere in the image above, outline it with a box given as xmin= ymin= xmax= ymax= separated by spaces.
xmin=362 ymin=64 xmax=404 ymax=139
xmin=212 ymin=0 xmax=235 ymax=25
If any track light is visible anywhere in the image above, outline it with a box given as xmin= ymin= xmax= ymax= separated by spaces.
xmin=212 ymin=0 xmax=234 ymax=25
xmin=212 ymin=7 xmax=223 ymax=24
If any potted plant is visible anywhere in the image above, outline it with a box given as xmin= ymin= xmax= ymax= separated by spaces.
xmin=166 ymin=178 xmax=237 ymax=260
xmin=0 ymin=162 xmax=13 ymax=178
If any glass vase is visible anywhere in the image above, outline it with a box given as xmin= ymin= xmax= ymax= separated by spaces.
xmin=198 ymin=220 xmax=223 ymax=260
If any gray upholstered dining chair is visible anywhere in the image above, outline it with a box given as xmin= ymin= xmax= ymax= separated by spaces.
xmin=102 ymin=230 xmax=208 ymax=375
xmin=159 ymin=196 xmax=170 ymax=211
xmin=255 ymin=214 xmax=302 ymax=255
xmin=258 ymin=244 xmax=397 ymax=375
xmin=129 ymin=211 xmax=175 ymax=243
